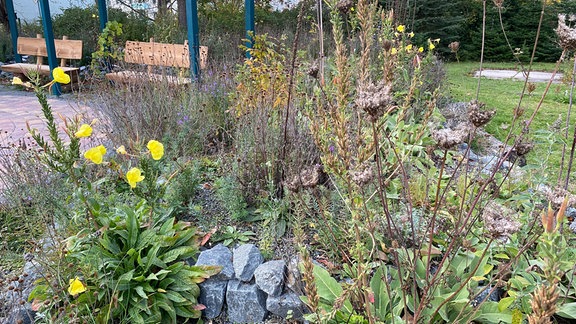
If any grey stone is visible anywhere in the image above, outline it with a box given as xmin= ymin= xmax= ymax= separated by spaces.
xmin=226 ymin=280 xmax=268 ymax=323
xmin=195 ymin=244 xmax=234 ymax=280
xmin=198 ymin=279 xmax=227 ymax=319
xmin=233 ymin=244 xmax=263 ymax=282
xmin=286 ymin=256 xmax=304 ymax=293
xmin=254 ymin=260 xmax=286 ymax=297
xmin=6 ymin=305 xmax=35 ymax=324
xmin=457 ymin=143 xmax=479 ymax=161
xmin=266 ymin=292 xmax=307 ymax=320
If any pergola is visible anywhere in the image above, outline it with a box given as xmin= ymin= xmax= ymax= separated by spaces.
xmin=5 ymin=0 xmax=255 ymax=94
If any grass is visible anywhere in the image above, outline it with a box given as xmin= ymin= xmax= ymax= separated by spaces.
xmin=445 ymin=61 xmax=576 ymax=181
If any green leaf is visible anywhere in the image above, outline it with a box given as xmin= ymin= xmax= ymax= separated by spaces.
xmin=370 ymin=267 xmax=390 ymax=319
xmin=498 ymin=296 xmax=515 ymax=312
xmin=166 ymin=291 xmax=187 ymax=303
xmin=161 ymin=246 xmax=197 ymax=263
xmin=494 ymin=253 xmax=509 ymax=259
xmin=557 ymin=302 xmax=576 ymax=319
xmin=311 ymin=264 xmax=353 ymax=314
xmin=134 ymin=285 xmax=148 ymax=299
xmin=175 ymin=305 xmax=201 ymax=318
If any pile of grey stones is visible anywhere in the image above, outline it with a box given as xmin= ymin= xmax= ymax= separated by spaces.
xmin=194 ymin=243 xmax=307 ymax=322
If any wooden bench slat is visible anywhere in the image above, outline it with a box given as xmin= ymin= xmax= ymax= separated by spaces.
xmin=123 ymin=41 xmax=207 ymax=69
xmin=17 ymin=37 xmax=83 ymax=60
xmin=0 ymin=63 xmax=79 ymax=75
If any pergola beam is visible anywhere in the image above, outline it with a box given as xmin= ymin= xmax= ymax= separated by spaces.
xmin=5 ymin=0 xmax=21 ymax=63
xmin=97 ymin=0 xmax=109 ymax=32
xmin=38 ymin=0 xmax=60 ymax=95
xmin=186 ymin=0 xmax=200 ymax=81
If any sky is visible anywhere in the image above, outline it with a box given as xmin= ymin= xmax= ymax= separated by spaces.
xmin=14 ymin=0 xmax=86 ymax=22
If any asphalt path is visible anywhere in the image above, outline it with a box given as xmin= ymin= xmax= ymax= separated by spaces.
xmin=474 ymin=69 xmax=563 ymax=83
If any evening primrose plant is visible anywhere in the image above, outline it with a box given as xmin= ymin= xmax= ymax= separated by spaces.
xmin=18 ymin=68 xmax=218 ymax=322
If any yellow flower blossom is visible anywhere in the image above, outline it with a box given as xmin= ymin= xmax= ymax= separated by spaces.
xmin=391 ymin=48 xmax=397 ymax=55
xmin=147 ymin=140 xmax=164 ymax=160
xmin=405 ymin=44 xmax=413 ymax=51
xmin=418 ymin=47 xmax=424 ymax=53
xmin=84 ymin=145 xmax=106 ymax=164
xmin=126 ymin=167 xmax=145 ymax=188
xmin=52 ymin=67 xmax=71 ymax=84
xmin=68 ymin=277 xmax=86 ymax=295
xmin=116 ymin=145 xmax=127 ymax=155
xmin=12 ymin=77 xmax=23 ymax=85
xmin=408 ymin=32 xmax=414 ymax=38
xmin=396 ymin=25 xmax=405 ymax=33
xmin=429 ymin=42 xmax=436 ymax=50
xmin=75 ymin=124 xmax=93 ymax=138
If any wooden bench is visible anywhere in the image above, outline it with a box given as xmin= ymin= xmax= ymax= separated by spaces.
xmin=1 ymin=35 xmax=83 ymax=82
xmin=105 ymin=39 xmax=208 ymax=85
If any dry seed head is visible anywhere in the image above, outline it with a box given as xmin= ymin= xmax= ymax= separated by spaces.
xmin=448 ymin=41 xmax=460 ymax=53
xmin=468 ymin=100 xmax=495 ymax=127
xmin=285 ymin=164 xmax=326 ymax=192
xmin=527 ymin=284 xmax=559 ymax=324
xmin=482 ymin=201 xmax=521 ymax=240
xmin=514 ymin=141 xmax=533 ymax=156
xmin=307 ymin=61 xmax=319 ymax=79
xmin=556 ymin=14 xmax=576 ymax=51
xmin=350 ymin=163 xmax=374 ymax=186
xmin=432 ymin=123 xmax=469 ymax=149
xmin=539 ymin=186 xmax=576 ymax=209
xmin=356 ymin=82 xmax=395 ymax=121
xmin=336 ymin=0 xmax=353 ymax=14
xmin=493 ymin=0 xmax=504 ymax=8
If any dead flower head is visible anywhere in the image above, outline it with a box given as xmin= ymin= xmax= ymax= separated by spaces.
xmin=285 ymin=164 xmax=326 ymax=192
xmin=307 ymin=60 xmax=319 ymax=79
xmin=448 ymin=41 xmax=460 ymax=53
xmin=350 ymin=163 xmax=374 ymax=186
xmin=539 ymin=185 xmax=576 ymax=209
xmin=432 ymin=123 xmax=469 ymax=149
xmin=514 ymin=140 xmax=533 ymax=156
xmin=482 ymin=201 xmax=521 ymax=240
xmin=356 ymin=82 xmax=395 ymax=122
xmin=468 ymin=100 xmax=495 ymax=128
xmin=556 ymin=14 xmax=576 ymax=51
xmin=336 ymin=0 xmax=353 ymax=14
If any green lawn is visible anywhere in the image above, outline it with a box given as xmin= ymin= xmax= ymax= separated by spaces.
xmin=445 ymin=61 xmax=576 ymax=181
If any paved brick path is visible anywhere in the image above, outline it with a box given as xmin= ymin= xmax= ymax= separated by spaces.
xmin=0 ymin=85 xmax=91 ymax=146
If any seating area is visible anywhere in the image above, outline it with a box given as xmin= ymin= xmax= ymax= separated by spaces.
xmin=0 ymin=35 xmax=83 ymax=83
xmin=105 ymin=39 xmax=208 ymax=85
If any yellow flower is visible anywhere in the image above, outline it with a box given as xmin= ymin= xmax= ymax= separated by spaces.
xmin=418 ymin=47 xmax=424 ymax=53
xmin=116 ymin=145 xmax=127 ymax=155
xmin=391 ymin=48 xmax=397 ymax=55
xmin=52 ymin=67 xmax=71 ymax=84
xmin=405 ymin=44 xmax=413 ymax=51
xmin=84 ymin=145 xmax=106 ymax=164
xmin=429 ymin=42 xmax=436 ymax=50
xmin=75 ymin=124 xmax=93 ymax=138
xmin=68 ymin=277 xmax=86 ymax=295
xmin=408 ymin=32 xmax=414 ymax=38
xmin=12 ymin=77 xmax=23 ymax=85
xmin=126 ymin=167 xmax=145 ymax=188
xmin=147 ymin=140 xmax=164 ymax=160
xmin=396 ymin=25 xmax=405 ymax=33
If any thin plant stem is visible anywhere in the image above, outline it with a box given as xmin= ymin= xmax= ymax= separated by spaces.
xmin=561 ymin=54 xmax=576 ymax=188
xmin=476 ymin=0 xmax=487 ymax=101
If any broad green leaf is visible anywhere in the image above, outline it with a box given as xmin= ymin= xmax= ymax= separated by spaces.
xmin=370 ymin=267 xmax=391 ymax=319
xmin=557 ymin=302 xmax=576 ymax=319
xmin=483 ymin=264 xmax=494 ymax=275
xmin=134 ymin=286 xmax=148 ymax=299
xmin=494 ymin=253 xmax=509 ymax=259
xmin=166 ymin=291 xmax=187 ymax=303
xmin=498 ymin=296 xmax=515 ymax=312
xmin=311 ymin=264 xmax=353 ymax=314
xmin=175 ymin=305 xmax=201 ymax=318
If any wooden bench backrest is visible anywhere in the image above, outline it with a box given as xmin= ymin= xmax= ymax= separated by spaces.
xmin=17 ymin=37 xmax=83 ymax=60
xmin=124 ymin=41 xmax=207 ymax=69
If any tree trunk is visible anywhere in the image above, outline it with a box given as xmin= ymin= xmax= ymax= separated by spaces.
xmin=157 ymin=0 xmax=167 ymax=17
xmin=177 ymin=0 xmax=187 ymax=30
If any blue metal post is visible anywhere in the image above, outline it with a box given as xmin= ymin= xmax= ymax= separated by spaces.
xmin=5 ymin=0 xmax=21 ymax=63
xmin=38 ymin=0 xmax=60 ymax=95
xmin=244 ymin=0 xmax=255 ymax=58
xmin=186 ymin=0 xmax=200 ymax=81
xmin=97 ymin=0 xmax=108 ymax=32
